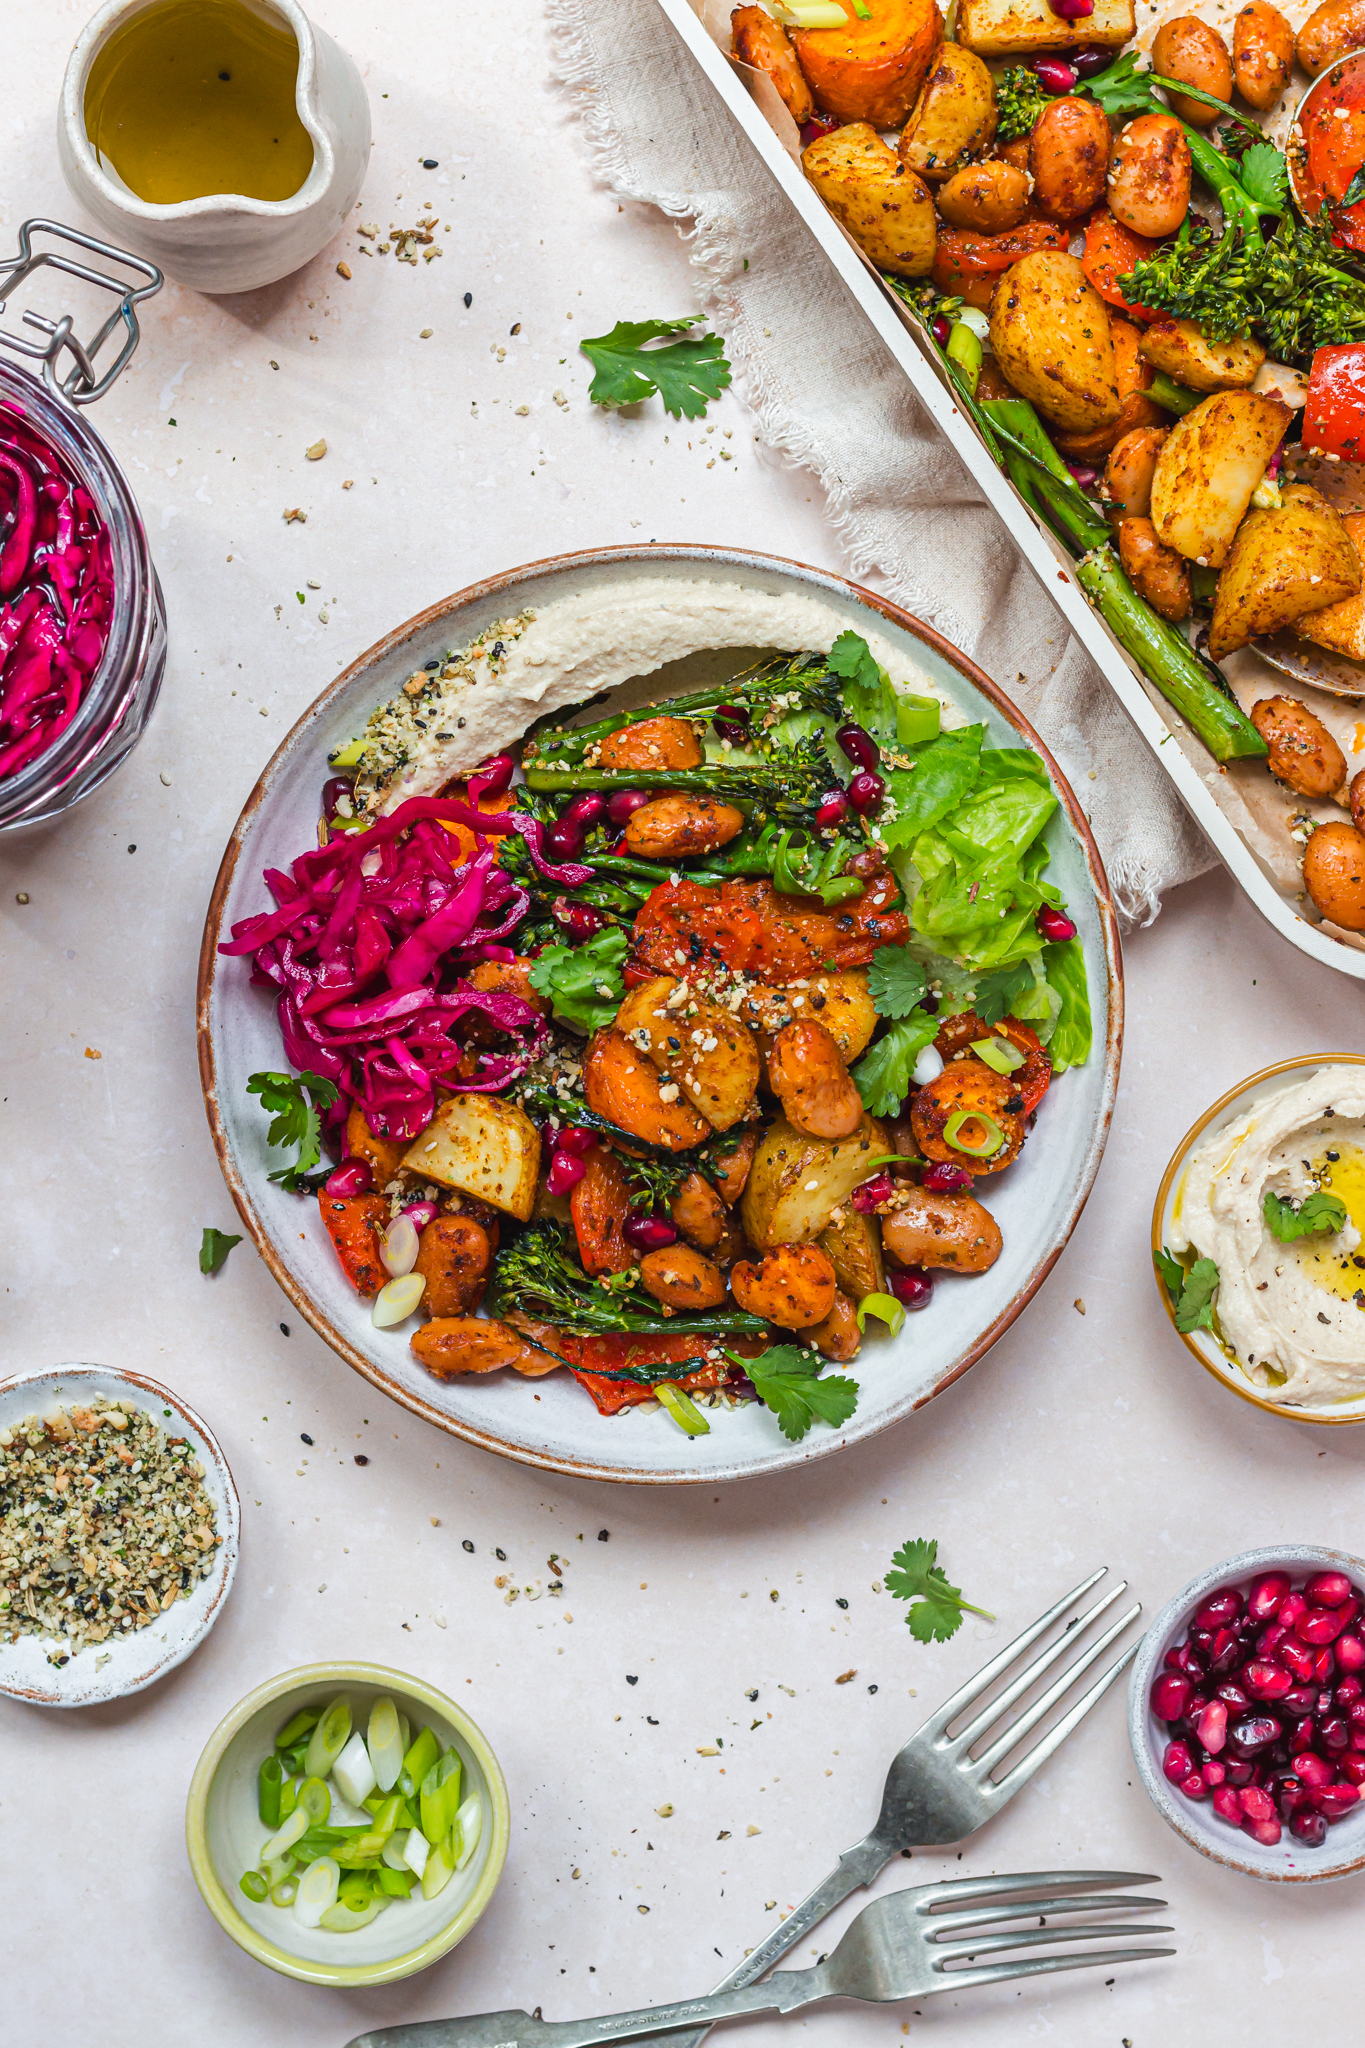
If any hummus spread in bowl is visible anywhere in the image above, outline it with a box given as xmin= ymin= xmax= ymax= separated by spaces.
xmin=1156 ymin=1059 xmax=1365 ymax=1419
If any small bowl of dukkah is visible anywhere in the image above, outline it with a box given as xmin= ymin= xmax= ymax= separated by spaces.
xmin=1152 ymin=1055 xmax=1365 ymax=1425
xmin=0 ymin=1364 xmax=239 ymax=1707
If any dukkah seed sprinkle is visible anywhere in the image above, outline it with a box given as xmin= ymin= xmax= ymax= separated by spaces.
xmin=0 ymin=1397 xmax=221 ymax=1666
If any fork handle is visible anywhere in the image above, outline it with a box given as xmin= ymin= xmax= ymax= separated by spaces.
xmin=346 ymin=1970 xmax=826 ymax=2048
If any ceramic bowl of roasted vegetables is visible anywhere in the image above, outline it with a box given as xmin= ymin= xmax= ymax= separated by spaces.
xmin=199 ymin=546 xmax=1121 ymax=1483
xmin=728 ymin=0 xmax=1365 ymax=947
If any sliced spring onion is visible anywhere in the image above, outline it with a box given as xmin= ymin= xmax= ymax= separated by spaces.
xmin=260 ymin=1805 xmax=309 ymax=1863
xmin=771 ymin=1 xmax=850 ymax=22
xmin=368 ymin=1696 xmax=405 ymax=1793
xmin=656 ymin=1383 xmax=710 ymax=1436
xmin=258 ymin=1754 xmax=284 ymax=1828
xmin=367 ymin=1792 xmax=405 ymax=1839
xmin=333 ymin=1729 xmax=378 ymax=1807
xmin=377 ymin=1866 xmax=415 ymax=1897
xmin=397 ymin=1711 xmax=411 ymax=1760
xmin=942 ymin=1109 xmax=1005 ymax=1158
xmin=946 ymin=322 xmax=983 ymax=396
xmin=292 ymin=1856 xmax=340 ymax=1930
xmin=403 ymin=1826 xmax=431 ymax=1879
xmin=954 ymin=305 xmax=990 ymax=342
xmin=239 ymin=1870 xmax=269 ymax=1903
xmin=402 ymin=1725 xmax=439 ymax=1798
xmin=263 ymin=1855 xmax=293 ymax=1889
xmin=421 ymin=1834 xmax=456 ymax=1901
xmin=912 ymin=1044 xmax=944 ymax=1087
xmin=421 ymin=1752 xmax=463 ymax=1848
xmin=298 ymin=1775 xmax=331 ymax=1825
xmin=327 ymin=735 xmax=366 ymax=769
xmin=372 ymin=1272 xmax=425 ymax=1328
xmin=270 ymin=1876 xmax=299 ymax=1908
xmin=382 ymin=1829 xmax=414 ymax=1872
xmin=337 ymin=1871 xmax=375 ymax=1906
xmin=303 ymin=1695 xmax=352 ymax=1780
xmin=319 ymin=1897 xmax=389 ymax=1932
xmin=970 ymin=1036 xmax=1025 ymax=1076
xmin=855 ymin=1292 xmax=906 ymax=1337
xmin=452 ymin=1792 xmax=484 ymax=1872
xmin=275 ymin=1707 xmax=320 ymax=1750
xmin=380 ymin=1216 xmax=420 ymax=1280
xmin=278 ymin=1776 xmax=298 ymax=1825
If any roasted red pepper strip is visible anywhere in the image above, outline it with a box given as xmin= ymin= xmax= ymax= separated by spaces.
xmin=632 ymin=875 xmax=909 ymax=984
xmin=1303 ymin=343 xmax=1365 ymax=463
xmin=1299 ymin=54 xmax=1365 ymax=255
xmin=1081 ymin=210 xmax=1162 ymax=324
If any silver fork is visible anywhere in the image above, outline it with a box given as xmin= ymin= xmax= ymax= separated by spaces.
xmin=346 ymin=1870 xmax=1172 ymax=2048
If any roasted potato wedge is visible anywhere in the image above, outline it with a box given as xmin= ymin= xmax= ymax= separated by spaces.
xmin=1304 ymin=820 xmax=1365 ymax=928
xmin=898 ymin=44 xmax=997 ymax=183
xmin=1149 ymin=390 xmax=1291 ymax=567
xmin=1139 ymin=317 xmax=1266 ymax=393
xmin=957 ymin=0 xmax=1134 ymax=55
xmin=1294 ymin=512 xmax=1365 ymax=659
xmin=803 ymin=124 xmax=937 ymax=278
xmin=1209 ymin=484 xmax=1363 ymax=656
xmin=615 ymin=974 xmax=759 ymax=1133
xmin=1297 ymin=0 xmax=1365 ymax=74
xmin=402 ymin=1093 xmax=541 ymax=1222
xmin=935 ymin=159 xmax=1030 ymax=232
xmin=819 ymin=1204 xmax=887 ymax=1301
xmin=1250 ymin=694 xmax=1348 ymax=797
xmin=741 ymin=1114 xmax=889 ymax=1248
xmin=740 ymin=970 xmax=877 ymax=1063
xmin=583 ymin=1026 xmax=713 ymax=1151
xmin=794 ymin=0 xmax=942 ymax=126
xmin=730 ymin=5 xmax=815 ymax=126
xmin=1052 ymin=314 xmax=1163 ymax=462
xmin=1152 ymin=14 xmax=1233 ymax=126
xmin=989 ymin=252 xmax=1122 ymax=433
xmin=1233 ymin=1 xmax=1295 ymax=109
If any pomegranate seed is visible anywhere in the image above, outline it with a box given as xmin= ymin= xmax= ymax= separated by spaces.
xmin=1306 ymin=1570 xmax=1353 ymax=1608
xmin=401 ymin=1198 xmax=440 ymax=1231
xmin=1064 ymin=461 xmax=1099 ymax=489
xmin=1150 ymin=1672 xmax=1194 ymax=1721
xmin=1294 ymin=1752 xmax=1336 ymax=1787
xmin=1215 ymin=1683 xmax=1251 ymax=1710
xmin=1280 ymin=1638 xmax=1316 ymax=1681
xmin=563 ymin=791 xmax=610 ymax=832
xmin=1297 ymin=1607 xmax=1346 ymax=1645
xmin=1248 ymin=1571 xmax=1291 ymax=1622
xmin=1290 ymin=1716 xmax=1318 ymax=1754
xmin=1163 ymin=1647 xmax=1185 ymax=1673
xmin=815 ymin=789 xmax=850 ymax=828
xmin=1050 ymin=0 xmax=1095 ymax=16
xmin=931 ymin=314 xmax=950 ymax=347
xmin=1031 ymin=55 xmax=1079 ymax=91
xmin=1213 ymin=1785 xmax=1243 ymax=1823
xmin=469 ymin=751 xmax=515 ymax=800
xmin=1229 ymin=1715 xmax=1280 ymax=1754
xmin=1313 ymin=1784 xmax=1360 ymax=1820
xmin=889 ymin=1268 xmax=934 ymax=1311
xmin=1279 ymin=1592 xmax=1308 ymax=1628
xmin=1190 ymin=1628 xmax=1214 ymax=1653
xmin=1203 ymin=1760 xmax=1226 ymax=1786
xmin=836 ymin=721 xmax=881 ymax=773
xmin=1348 ymin=1701 xmax=1365 ymax=1731
xmin=1162 ymin=1739 xmax=1194 ymax=1784
xmin=1244 ymin=1660 xmax=1294 ymax=1700
xmin=1208 ymin=1627 xmax=1242 ymax=1675
xmin=552 ymin=899 xmax=609 ymax=942
xmin=1283 ymin=1684 xmax=1321 ymax=1714
xmin=607 ymin=788 xmax=652 ymax=825
xmin=1335 ymin=1598 xmax=1363 ymax=1630
xmin=1239 ymin=1785 xmax=1276 ymax=1822
xmin=847 ymin=770 xmax=885 ymax=816
xmin=1071 ymin=43 xmax=1115 ymax=76
xmin=1224 ymin=1760 xmax=1254 ymax=1786
xmin=1277 ymin=1778 xmax=1309 ymax=1817
xmin=1257 ymin=1623 xmax=1290 ymax=1657
xmin=1197 ymin=1590 xmax=1245 ymax=1629
xmin=921 ymin=1161 xmax=973 ymax=1193
xmin=1323 ymin=1717 xmax=1351 ymax=1752
xmin=713 ymin=718 xmax=749 ymax=747
xmin=321 ymin=775 xmax=354 ymax=823
xmin=1036 ymin=904 xmax=1077 ymax=943
xmin=1197 ymin=1700 xmax=1228 ymax=1754
xmin=1291 ymin=1807 xmax=1329 ymax=1846
xmin=1243 ymin=1815 xmax=1283 ymax=1846
xmin=554 ymin=1126 xmax=599 ymax=1158
xmin=326 ymin=1157 xmax=373 ymax=1196
xmin=1337 ymin=1677 xmax=1363 ymax=1705
xmin=546 ymin=817 xmax=587 ymax=862
xmin=545 ymin=1149 xmax=587 ymax=1197
xmin=1175 ymin=1642 xmax=1208 ymax=1677
xmin=1340 ymin=1755 xmax=1365 ymax=1784
xmin=1351 ymin=1730 xmax=1365 ymax=1752
xmin=1181 ymin=1771 xmax=1209 ymax=1800
xmin=1314 ymin=1647 xmax=1338 ymax=1682
xmin=852 ymin=1173 xmax=894 ymax=1214
xmin=624 ymin=1214 xmax=677 ymax=1253
xmin=799 ymin=114 xmax=840 ymax=145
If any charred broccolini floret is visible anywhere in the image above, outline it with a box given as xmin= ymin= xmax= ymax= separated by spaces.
xmin=995 ymin=67 xmax=1048 ymax=143
xmin=487 ymin=1221 xmax=766 ymax=1339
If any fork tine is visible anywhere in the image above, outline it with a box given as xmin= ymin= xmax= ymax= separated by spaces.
xmin=929 ymin=1922 xmax=1173 ymax=1963
xmin=912 ymin=1868 xmax=1160 ymax=1909
xmin=932 ymin=1946 xmax=1176 ymax=1994
xmin=920 ymin=1567 xmax=1109 ymax=1735
xmin=950 ymin=1585 xmax=1136 ymax=1751
xmin=968 ymin=1607 xmax=1142 ymax=1774
xmin=986 ymin=1644 xmax=1140 ymax=1805
xmin=924 ymin=1893 xmax=1165 ymax=1934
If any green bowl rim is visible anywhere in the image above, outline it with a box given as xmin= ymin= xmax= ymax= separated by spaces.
xmin=185 ymin=1659 xmax=510 ymax=1987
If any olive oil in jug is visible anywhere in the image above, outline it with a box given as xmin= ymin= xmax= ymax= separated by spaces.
xmin=84 ymin=0 xmax=314 ymax=205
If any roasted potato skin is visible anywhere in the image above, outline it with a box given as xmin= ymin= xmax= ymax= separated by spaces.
xmin=1294 ymin=512 xmax=1365 ymax=659
xmin=898 ymin=44 xmax=997 ymax=183
xmin=1104 ymin=424 xmax=1168 ymax=524
xmin=739 ymin=971 xmax=876 ymax=1062
xmin=345 ymin=1105 xmax=409 ymax=1188
xmin=944 ymin=162 xmax=1031 ymax=238
xmin=819 ymin=1204 xmax=887 ymax=1301
xmin=742 ymin=1114 xmax=889 ymax=1247
xmin=809 ymin=1290 xmax=863 ymax=1361
xmin=1029 ymin=96 xmax=1111 ymax=222
xmin=730 ymin=5 xmax=816 ymax=125
xmin=413 ymin=1216 xmax=492 ymax=1318
xmin=596 ymin=715 xmax=702 ymax=774
xmin=803 ymin=125 xmax=937 ymax=278
xmin=910 ymin=1060 xmax=1026 ymax=1175
xmin=731 ymin=1243 xmax=838 ymax=1329
xmin=1119 ymin=516 xmax=1192 ymax=622
xmin=571 ymin=1147 xmax=635 ymax=1276
xmin=1297 ymin=0 xmax=1365 ymax=75
xmin=1209 ymin=485 xmax=1363 ymax=656
xmin=768 ymin=1019 xmax=864 ymax=1141
xmin=624 ymin=795 xmax=744 ymax=859
xmin=882 ymin=1188 xmax=1004 ymax=1272
xmin=638 ymin=1244 xmax=727 ymax=1311
xmin=1152 ymin=15 xmax=1233 ymax=126
xmin=411 ymin=1317 xmax=551 ymax=1378
xmin=1149 ymin=390 xmax=1291 ymax=568
xmin=1250 ymin=695 xmax=1349 ymax=797
xmin=989 ymin=252 xmax=1122 ymax=433
xmin=670 ymin=1170 xmax=730 ymax=1252
xmin=1233 ymin=1 xmax=1295 ymax=108
xmin=1139 ymin=316 xmax=1266 ymax=393
xmin=583 ymin=1027 xmax=712 ymax=1152
xmin=1107 ymin=114 xmax=1191 ymax=240
xmin=402 ymin=1093 xmax=542 ymax=1222
xmin=614 ymin=975 xmax=759 ymax=1133
xmin=1052 ymin=313 xmax=1163 ymax=462
xmin=1303 ymin=820 xmax=1365 ymax=928
xmin=795 ymin=0 xmax=943 ymax=126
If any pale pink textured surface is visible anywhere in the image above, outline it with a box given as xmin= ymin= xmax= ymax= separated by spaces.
xmin=2 ymin=4 xmax=1364 ymax=2045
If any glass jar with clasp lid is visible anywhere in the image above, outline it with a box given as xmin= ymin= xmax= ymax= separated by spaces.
xmin=0 ymin=218 xmax=166 ymax=834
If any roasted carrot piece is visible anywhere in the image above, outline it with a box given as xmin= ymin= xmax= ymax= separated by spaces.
xmin=413 ymin=1216 xmax=492 ymax=1316
xmin=571 ymin=1148 xmax=635 ymax=1276
xmin=582 ymin=1027 xmax=712 ymax=1151
xmin=318 ymin=1191 xmax=389 ymax=1296
xmin=345 ymin=1106 xmax=409 ymax=1186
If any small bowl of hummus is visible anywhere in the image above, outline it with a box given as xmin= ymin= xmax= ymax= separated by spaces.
xmin=1153 ymin=1057 xmax=1365 ymax=1424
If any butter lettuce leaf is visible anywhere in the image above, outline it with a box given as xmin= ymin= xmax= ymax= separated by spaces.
xmin=880 ymin=725 xmax=983 ymax=851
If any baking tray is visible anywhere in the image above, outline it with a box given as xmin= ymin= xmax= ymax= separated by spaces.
xmin=654 ymin=0 xmax=1365 ymax=981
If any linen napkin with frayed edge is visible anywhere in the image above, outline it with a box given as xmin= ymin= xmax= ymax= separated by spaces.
xmin=546 ymin=0 xmax=1215 ymax=926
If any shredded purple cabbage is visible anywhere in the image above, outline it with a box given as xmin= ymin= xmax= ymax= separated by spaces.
xmin=0 ymin=405 xmax=114 ymax=783
xmin=221 ymin=795 xmax=547 ymax=1139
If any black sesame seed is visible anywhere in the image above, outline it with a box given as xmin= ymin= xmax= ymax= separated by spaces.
xmin=495 ymin=1547 xmax=507 ymax=1561
xmin=836 ymin=1597 xmax=848 ymax=1609
xmin=424 ymin=658 xmax=440 ymax=671
xmin=354 ymin=1453 xmax=369 ymax=1465
xmin=646 ymin=1716 xmax=659 ymax=1725
xmin=422 ymin=157 xmax=438 ymax=168
xmin=626 ymin=1674 xmax=638 ymax=1685
xmin=746 ymin=1688 xmax=758 ymax=1701
xmin=300 ymin=1433 xmax=314 ymax=1445
xmin=462 ymin=1538 xmax=475 ymax=1553
xmin=598 ymin=1529 xmax=610 ymax=1541
xmin=279 ymin=1322 xmax=290 ymax=1336
xmin=868 ymin=1684 xmax=879 ymax=1694
xmin=127 ymin=843 xmax=136 ymax=853
xmin=463 ymin=291 xmax=473 ymax=308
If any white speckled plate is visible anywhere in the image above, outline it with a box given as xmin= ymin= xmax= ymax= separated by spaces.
xmin=198 ymin=546 xmax=1123 ymax=1485
xmin=0 ymin=1365 xmax=239 ymax=1707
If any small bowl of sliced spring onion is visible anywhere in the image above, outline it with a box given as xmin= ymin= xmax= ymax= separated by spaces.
xmin=185 ymin=1661 xmax=509 ymax=1985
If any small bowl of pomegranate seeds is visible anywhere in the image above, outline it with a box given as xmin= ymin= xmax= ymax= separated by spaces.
xmin=1130 ymin=1545 xmax=1365 ymax=1881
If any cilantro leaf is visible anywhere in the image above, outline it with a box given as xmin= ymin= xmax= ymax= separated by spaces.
xmin=1175 ymin=1256 xmax=1220 ymax=1334
xmin=970 ymin=960 xmax=1034 ymax=1028
xmin=866 ymin=945 xmax=928 ymax=1020
xmin=246 ymin=1069 xmax=340 ymax=1189
xmin=1263 ymin=1190 xmax=1349 ymax=1242
xmin=199 ymin=1227 xmax=243 ymax=1275
xmin=827 ymin=631 xmax=901 ymax=752
xmin=580 ymin=319 xmax=732 ymax=419
xmin=851 ymin=1010 xmax=939 ymax=1118
xmin=1240 ymin=142 xmax=1290 ymax=213
xmin=528 ymin=928 xmax=627 ymax=1032
xmin=729 ymin=1345 xmax=859 ymax=1442
xmin=1154 ymin=1246 xmax=1185 ymax=1300
xmin=887 ymin=1537 xmax=993 ymax=1644
xmin=827 ymin=630 xmax=882 ymax=696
